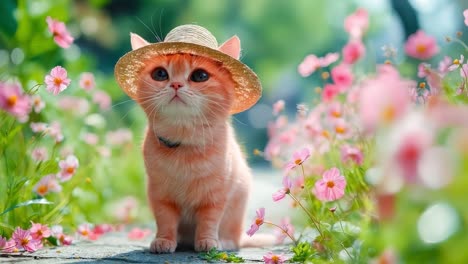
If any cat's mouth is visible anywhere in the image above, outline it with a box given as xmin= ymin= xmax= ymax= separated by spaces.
xmin=169 ymin=95 xmax=186 ymax=105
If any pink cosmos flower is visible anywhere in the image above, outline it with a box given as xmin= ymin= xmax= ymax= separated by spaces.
xmin=33 ymin=174 xmax=62 ymax=196
xmin=82 ymin=132 xmax=99 ymax=145
xmin=461 ymin=64 xmax=468 ymax=78
xmin=77 ymin=223 xmax=94 ymax=238
xmin=359 ymin=64 xmax=414 ymax=132
xmin=106 ymin=128 xmax=133 ymax=146
xmin=404 ymin=30 xmax=439 ymax=60
xmin=418 ymin=63 xmax=431 ymax=78
xmin=31 ymin=122 xmax=48 ymax=133
xmin=44 ymin=66 xmax=71 ymax=95
xmin=57 ymin=96 xmax=90 ymax=115
xmin=322 ymin=83 xmax=340 ymax=102
xmin=438 ymin=56 xmax=452 ymax=76
xmin=448 ymin=55 xmax=464 ymax=72
xmin=92 ymin=224 xmax=113 ymax=235
xmin=332 ymin=118 xmax=352 ymax=140
xmin=263 ymin=252 xmax=288 ymax=264
xmin=31 ymin=95 xmax=45 ymax=113
xmin=0 ymin=82 xmax=31 ymax=119
xmin=51 ymin=225 xmax=73 ymax=246
xmin=128 ymin=228 xmax=152 ymax=240
xmin=272 ymin=176 xmax=292 ymax=202
xmin=342 ymin=40 xmax=365 ymax=64
xmin=394 ymin=133 xmax=432 ymax=183
xmin=114 ymin=196 xmax=138 ymax=223
xmin=272 ymin=100 xmax=285 ymax=116
xmin=464 ymin=9 xmax=468 ymax=26
xmin=284 ymin=148 xmax=311 ymax=172
xmin=47 ymin=121 xmax=64 ymax=142
xmin=46 ymin=16 xmax=74 ymax=48
xmin=246 ymin=208 xmax=265 ymax=236
xmin=313 ymin=167 xmax=347 ymax=202
xmin=12 ymin=227 xmax=42 ymax=253
xmin=92 ymin=90 xmax=111 ymax=111
xmin=298 ymin=53 xmax=339 ymax=77
xmin=79 ymin=72 xmax=96 ymax=91
xmin=327 ymin=102 xmax=343 ymax=119
xmin=57 ymin=155 xmax=79 ymax=182
xmin=331 ymin=63 xmax=354 ymax=92
xmin=31 ymin=147 xmax=49 ymax=162
xmin=274 ymin=218 xmax=295 ymax=244
xmin=0 ymin=236 xmax=16 ymax=252
xmin=344 ymin=8 xmax=369 ymax=39
xmin=341 ymin=145 xmax=364 ymax=165
xmin=30 ymin=222 xmax=51 ymax=240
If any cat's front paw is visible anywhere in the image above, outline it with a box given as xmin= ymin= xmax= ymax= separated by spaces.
xmin=149 ymin=238 xmax=177 ymax=253
xmin=195 ymin=238 xmax=221 ymax=252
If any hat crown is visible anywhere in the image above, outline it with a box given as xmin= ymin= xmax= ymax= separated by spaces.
xmin=164 ymin=24 xmax=218 ymax=49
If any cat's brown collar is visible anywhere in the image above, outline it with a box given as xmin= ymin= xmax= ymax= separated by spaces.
xmin=158 ymin=136 xmax=181 ymax=148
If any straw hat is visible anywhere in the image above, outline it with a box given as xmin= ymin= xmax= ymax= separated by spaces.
xmin=114 ymin=24 xmax=262 ymax=114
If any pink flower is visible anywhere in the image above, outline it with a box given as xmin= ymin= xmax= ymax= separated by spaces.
xmin=404 ymin=30 xmax=439 ymax=60
xmin=128 ymin=228 xmax=152 ymax=240
xmin=33 ymin=174 xmax=62 ymax=196
xmin=322 ymin=83 xmax=340 ymax=102
xmin=57 ymin=155 xmax=79 ymax=182
xmin=464 ymin=9 xmax=468 ymax=26
xmin=31 ymin=147 xmax=49 ymax=162
xmin=341 ymin=145 xmax=364 ymax=165
xmin=45 ymin=66 xmax=71 ymax=95
xmin=93 ymin=91 xmax=111 ymax=111
xmin=418 ymin=63 xmax=431 ymax=78
xmin=274 ymin=218 xmax=295 ymax=244
xmin=448 ymin=55 xmax=464 ymax=72
xmin=93 ymin=224 xmax=113 ymax=235
xmin=51 ymin=225 xmax=73 ymax=246
xmin=12 ymin=227 xmax=42 ymax=252
xmin=82 ymin=132 xmax=99 ymax=145
xmin=57 ymin=96 xmax=90 ymax=115
xmin=77 ymin=223 xmax=97 ymax=239
xmin=461 ymin=64 xmax=468 ymax=78
xmin=0 ymin=82 xmax=31 ymax=119
xmin=31 ymin=95 xmax=45 ymax=113
xmin=342 ymin=40 xmax=365 ymax=64
xmin=106 ymin=129 xmax=133 ymax=146
xmin=48 ymin=121 xmax=64 ymax=142
xmin=359 ymin=65 xmax=414 ymax=132
xmin=0 ymin=236 xmax=16 ymax=252
xmin=79 ymin=72 xmax=96 ymax=91
xmin=246 ymin=208 xmax=265 ymax=236
xmin=113 ymin=196 xmax=138 ymax=223
xmin=313 ymin=167 xmax=347 ymax=202
xmin=272 ymin=176 xmax=292 ymax=202
xmin=298 ymin=53 xmax=339 ymax=77
xmin=272 ymin=100 xmax=285 ymax=116
xmin=333 ymin=118 xmax=352 ymax=140
xmin=46 ymin=16 xmax=74 ymax=48
xmin=328 ymin=102 xmax=343 ymax=119
xmin=331 ymin=63 xmax=354 ymax=92
xmin=394 ymin=133 xmax=432 ymax=183
xmin=284 ymin=148 xmax=311 ymax=172
xmin=263 ymin=252 xmax=288 ymax=264
xmin=438 ymin=56 xmax=452 ymax=76
xmin=30 ymin=222 xmax=51 ymax=240
xmin=344 ymin=8 xmax=369 ymax=39
xmin=31 ymin=122 xmax=48 ymax=133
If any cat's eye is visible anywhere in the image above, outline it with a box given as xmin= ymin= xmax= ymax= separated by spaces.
xmin=151 ymin=67 xmax=169 ymax=81
xmin=190 ymin=69 xmax=209 ymax=82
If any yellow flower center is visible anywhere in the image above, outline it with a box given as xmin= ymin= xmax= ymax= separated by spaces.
xmin=322 ymin=130 xmax=330 ymax=139
xmin=54 ymin=77 xmax=63 ymax=86
xmin=326 ymin=181 xmax=335 ymax=188
xmin=255 ymin=218 xmax=263 ymax=225
xmin=294 ymin=159 xmax=302 ymax=165
xmin=419 ymin=82 xmax=426 ymax=89
xmin=7 ymin=95 xmax=17 ymax=107
xmin=37 ymin=185 xmax=48 ymax=195
xmin=331 ymin=110 xmax=342 ymax=118
xmin=321 ymin=72 xmax=330 ymax=80
xmin=66 ymin=167 xmax=75 ymax=174
xmin=416 ymin=44 xmax=427 ymax=54
xmin=453 ymin=59 xmax=460 ymax=65
xmin=21 ymin=238 xmax=30 ymax=246
xmin=335 ymin=125 xmax=346 ymax=134
xmin=271 ymin=255 xmax=280 ymax=263
xmin=381 ymin=105 xmax=395 ymax=123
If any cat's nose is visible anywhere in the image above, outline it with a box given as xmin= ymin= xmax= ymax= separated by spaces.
xmin=170 ymin=82 xmax=184 ymax=90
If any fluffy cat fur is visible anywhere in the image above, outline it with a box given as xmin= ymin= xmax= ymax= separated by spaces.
xmin=129 ymin=33 xmax=255 ymax=253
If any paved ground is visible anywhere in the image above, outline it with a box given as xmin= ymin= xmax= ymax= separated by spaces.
xmin=0 ymin=168 xmax=295 ymax=263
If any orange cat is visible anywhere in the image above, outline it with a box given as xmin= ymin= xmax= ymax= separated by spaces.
xmin=115 ymin=25 xmax=262 ymax=253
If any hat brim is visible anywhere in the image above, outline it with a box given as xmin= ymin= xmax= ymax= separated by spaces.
xmin=114 ymin=42 xmax=262 ymax=114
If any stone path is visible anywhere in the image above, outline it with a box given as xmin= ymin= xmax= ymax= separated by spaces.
xmin=0 ymin=168 xmax=294 ymax=263
xmin=0 ymin=232 xmax=291 ymax=263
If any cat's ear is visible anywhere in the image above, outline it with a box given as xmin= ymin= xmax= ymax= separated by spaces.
xmin=219 ymin=35 xmax=241 ymax=60
xmin=130 ymin=33 xmax=150 ymax=50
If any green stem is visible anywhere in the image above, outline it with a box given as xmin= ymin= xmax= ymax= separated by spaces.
xmin=288 ymin=193 xmax=323 ymax=238
xmin=263 ymin=220 xmax=298 ymax=246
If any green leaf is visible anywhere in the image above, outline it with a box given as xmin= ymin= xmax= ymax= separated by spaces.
xmin=0 ymin=198 xmax=53 ymax=216
xmin=0 ymin=0 xmax=18 ymax=38
xmin=199 ymin=248 xmax=244 ymax=263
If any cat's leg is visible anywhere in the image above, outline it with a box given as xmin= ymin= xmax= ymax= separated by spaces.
xmin=219 ymin=184 xmax=249 ymax=250
xmin=194 ymin=202 xmax=225 ymax=251
xmin=148 ymin=195 xmax=180 ymax=253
